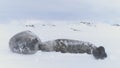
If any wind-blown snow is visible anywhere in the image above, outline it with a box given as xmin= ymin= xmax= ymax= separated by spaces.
xmin=0 ymin=20 xmax=120 ymax=68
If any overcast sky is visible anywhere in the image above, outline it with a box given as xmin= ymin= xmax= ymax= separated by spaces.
xmin=0 ymin=0 xmax=120 ymax=23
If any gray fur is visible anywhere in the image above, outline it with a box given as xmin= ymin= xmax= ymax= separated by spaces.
xmin=9 ymin=31 xmax=41 ymax=54
xmin=39 ymin=39 xmax=107 ymax=59
xmin=39 ymin=39 xmax=97 ymax=54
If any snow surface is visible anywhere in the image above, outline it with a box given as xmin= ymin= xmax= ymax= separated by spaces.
xmin=0 ymin=20 xmax=120 ymax=68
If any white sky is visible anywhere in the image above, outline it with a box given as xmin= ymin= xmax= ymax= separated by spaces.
xmin=0 ymin=0 xmax=120 ymax=23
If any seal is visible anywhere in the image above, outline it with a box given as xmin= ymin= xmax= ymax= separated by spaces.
xmin=9 ymin=30 xmax=41 ymax=54
xmin=39 ymin=39 xmax=107 ymax=59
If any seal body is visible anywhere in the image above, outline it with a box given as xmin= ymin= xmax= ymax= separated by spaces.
xmin=39 ymin=39 xmax=97 ymax=54
xmin=9 ymin=31 xmax=41 ymax=54
xmin=39 ymin=39 xmax=107 ymax=59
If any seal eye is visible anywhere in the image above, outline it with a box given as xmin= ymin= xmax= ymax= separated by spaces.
xmin=32 ymin=38 xmax=38 ymax=44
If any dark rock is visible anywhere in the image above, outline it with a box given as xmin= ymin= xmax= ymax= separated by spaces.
xmin=26 ymin=25 xmax=35 ymax=27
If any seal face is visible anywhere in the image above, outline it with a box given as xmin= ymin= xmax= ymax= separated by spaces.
xmin=9 ymin=31 xmax=41 ymax=54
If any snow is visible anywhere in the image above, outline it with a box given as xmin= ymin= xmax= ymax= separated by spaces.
xmin=0 ymin=20 xmax=120 ymax=68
